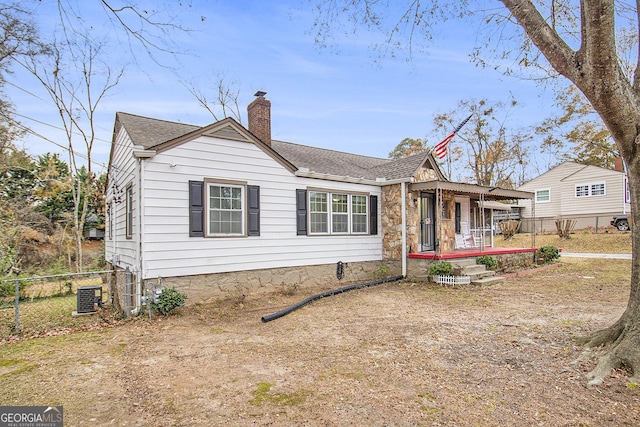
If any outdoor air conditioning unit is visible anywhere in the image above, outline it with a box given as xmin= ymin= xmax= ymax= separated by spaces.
xmin=77 ymin=286 xmax=103 ymax=314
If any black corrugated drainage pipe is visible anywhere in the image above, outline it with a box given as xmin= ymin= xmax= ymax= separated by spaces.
xmin=260 ymin=275 xmax=404 ymax=323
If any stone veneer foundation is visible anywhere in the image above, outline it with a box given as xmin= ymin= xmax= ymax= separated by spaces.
xmin=110 ymin=259 xmax=401 ymax=309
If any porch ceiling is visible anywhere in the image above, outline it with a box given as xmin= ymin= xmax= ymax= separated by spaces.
xmin=409 ymin=181 xmax=534 ymax=200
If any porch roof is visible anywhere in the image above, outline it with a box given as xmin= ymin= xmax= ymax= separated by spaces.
xmin=409 ymin=181 xmax=534 ymax=200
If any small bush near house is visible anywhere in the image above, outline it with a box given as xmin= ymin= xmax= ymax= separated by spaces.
xmin=477 ymin=255 xmax=497 ymax=270
xmin=428 ymin=262 xmax=454 ymax=277
xmin=152 ymin=287 xmax=187 ymax=316
xmin=536 ymin=245 xmax=560 ymax=264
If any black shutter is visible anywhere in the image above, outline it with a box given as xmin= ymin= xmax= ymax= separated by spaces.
xmin=369 ymin=195 xmax=378 ymax=235
xmin=296 ymin=189 xmax=307 ymax=235
xmin=247 ymin=185 xmax=260 ymax=236
xmin=189 ymin=181 xmax=204 ymax=237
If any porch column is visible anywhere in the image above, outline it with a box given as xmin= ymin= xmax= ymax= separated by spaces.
xmin=401 ymin=182 xmax=407 ymax=277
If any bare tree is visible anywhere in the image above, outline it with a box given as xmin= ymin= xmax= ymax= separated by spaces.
xmin=184 ymin=74 xmax=243 ymax=123
xmin=16 ymin=38 xmax=122 ymax=271
xmin=433 ymin=98 xmax=531 ymax=188
xmin=0 ymin=3 xmax=48 ymax=78
xmin=310 ymin=0 xmax=640 ymax=385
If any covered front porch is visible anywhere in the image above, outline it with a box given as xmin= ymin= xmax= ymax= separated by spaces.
xmin=408 ymin=246 xmax=537 ymax=261
xmin=408 ymin=180 xmax=536 ymax=256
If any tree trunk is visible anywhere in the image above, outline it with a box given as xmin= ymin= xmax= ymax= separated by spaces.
xmin=576 ymin=157 xmax=640 ymax=384
xmin=500 ymin=0 xmax=640 ymax=384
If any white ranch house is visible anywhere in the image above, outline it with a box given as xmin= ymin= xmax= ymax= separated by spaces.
xmin=105 ymin=94 xmax=535 ymax=314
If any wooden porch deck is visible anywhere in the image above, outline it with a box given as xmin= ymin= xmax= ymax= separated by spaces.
xmin=408 ymin=247 xmax=537 ymax=261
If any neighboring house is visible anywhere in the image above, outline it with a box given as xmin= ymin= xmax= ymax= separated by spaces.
xmin=105 ymin=93 xmax=534 ymax=314
xmin=517 ymin=161 xmax=631 ymax=232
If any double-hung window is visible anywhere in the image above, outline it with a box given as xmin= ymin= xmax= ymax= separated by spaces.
xmin=309 ymin=190 xmax=368 ymax=235
xmin=351 ymin=195 xmax=368 ymax=233
xmin=575 ymin=185 xmax=589 ymax=197
xmin=125 ymin=185 xmax=133 ymax=239
xmin=535 ymin=189 xmax=550 ymax=203
xmin=575 ymin=182 xmax=605 ymax=198
xmin=207 ymin=181 xmax=244 ymax=236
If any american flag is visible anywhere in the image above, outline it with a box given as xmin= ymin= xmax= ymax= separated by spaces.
xmin=434 ymin=114 xmax=472 ymax=159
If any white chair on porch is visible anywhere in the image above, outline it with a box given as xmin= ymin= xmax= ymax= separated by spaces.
xmin=455 ymin=234 xmax=467 ymax=249
xmin=458 ymin=222 xmax=475 ymax=248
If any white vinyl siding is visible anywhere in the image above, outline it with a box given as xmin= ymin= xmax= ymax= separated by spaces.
xmin=104 ymin=127 xmax=138 ymax=269
xmin=133 ymin=133 xmax=381 ymax=279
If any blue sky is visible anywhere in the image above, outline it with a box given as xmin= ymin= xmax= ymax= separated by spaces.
xmin=7 ymin=1 xmax=558 ymax=178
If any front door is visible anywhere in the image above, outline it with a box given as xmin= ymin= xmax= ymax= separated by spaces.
xmin=419 ymin=193 xmax=435 ymax=251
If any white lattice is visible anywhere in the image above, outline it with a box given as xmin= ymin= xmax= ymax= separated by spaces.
xmin=434 ymin=275 xmax=471 ymax=286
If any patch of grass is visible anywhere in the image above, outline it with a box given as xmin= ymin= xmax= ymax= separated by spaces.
xmin=109 ymin=342 xmax=128 ymax=356
xmin=249 ymin=382 xmax=309 ymax=406
xmin=0 ymin=358 xmax=22 ymax=368
xmin=0 ymin=294 xmax=105 ymax=340
xmin=0 ymin=360 xmax=36 ymax=378
xmin=495 ymin=231 xmax=631 ymax=254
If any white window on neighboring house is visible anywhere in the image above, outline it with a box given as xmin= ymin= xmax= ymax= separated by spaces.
xmin=591 ymin=182 xmax=605 ymax=196
xmin=575 ymin=182 xmax=606 ymax=197
xmin=575 ymin=185 xmax=589 ymax=197
xmin=625 ymin=177 xmax=630 ymax=203
xmin=536 ymin=189 xmax=550 ymax=203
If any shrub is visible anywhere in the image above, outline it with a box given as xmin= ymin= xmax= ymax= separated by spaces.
xmin=498 ymin=220 xmax=521 ymax=240
xmin=477 ymin=255 xmax=497 ymax=270
xmin=0 ymin=279 xmax=27 ymax=299
xmin=152 ymin=287 xmax=187 ymax=316
xmin=536 ymin=245 xmax=560 ymax=264
xmin=428 ymin=261 xmax=454 ymax=277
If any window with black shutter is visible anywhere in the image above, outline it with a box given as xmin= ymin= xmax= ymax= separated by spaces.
xmin=189 ymin=181 xmax=204 ymax=237
xmin=190 ymin=180 xmax=260 ymax=237
xmin=369 ymin=195 xmax=378 ymax=235
xmin=296 ymin=189 xmax=307 ymax=235
xmin=247 ymin=185 xmax=260 ymax=236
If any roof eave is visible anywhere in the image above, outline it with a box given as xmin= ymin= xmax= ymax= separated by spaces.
xmin=295 ymin=168 xmax=414 ymax=186
xmin=410 ymin=180 xmax=534 ymax=200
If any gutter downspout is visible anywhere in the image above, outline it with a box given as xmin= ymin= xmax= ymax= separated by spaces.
xmin=401 ymin=182 xmax=407 ymax=277
xmin=132 ymin=158 xmax=143 ymax=316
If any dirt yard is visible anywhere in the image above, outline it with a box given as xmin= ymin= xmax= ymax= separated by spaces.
xmin=1 ymin=257 xmax=639 ymax=426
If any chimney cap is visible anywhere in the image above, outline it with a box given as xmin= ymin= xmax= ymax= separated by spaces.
xmin=254 ymin=90 xmax=267 ymax=97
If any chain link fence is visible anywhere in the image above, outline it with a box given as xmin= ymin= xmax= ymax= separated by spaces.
xmin=519 ymin=214 xmax=628 ymax=234
xmin=0 ymin=270 xmax=115 ymax=341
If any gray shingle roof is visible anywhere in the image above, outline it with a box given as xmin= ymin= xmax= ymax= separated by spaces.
xmin=116 ymin=112 xmax=199 ymax=149
xmin=115 ymin=112 xmax=437 ymax=182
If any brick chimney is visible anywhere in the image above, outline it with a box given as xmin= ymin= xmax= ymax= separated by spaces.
xmin=247 ymin=91 xmax=271 ymax=146
xmin=615 ymin=156 xmax=625 ymax=172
